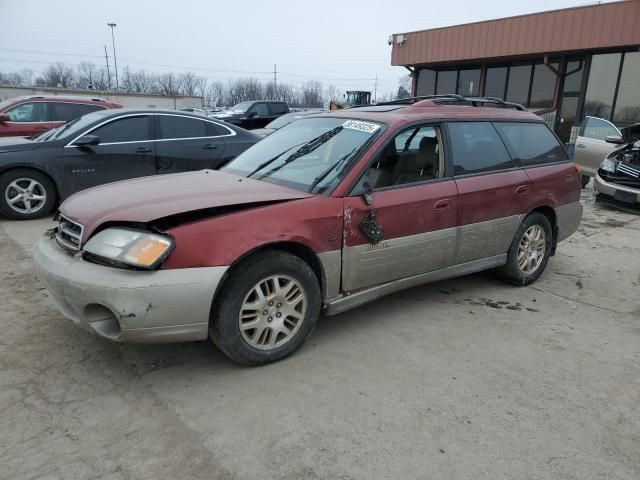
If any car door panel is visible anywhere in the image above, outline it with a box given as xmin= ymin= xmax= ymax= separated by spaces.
xmin=454 ymin=170 xmax=531 ymax=264
xmin=63 ymin=142 xmax=157 ymax=193
xmin=156 ymin=138 xmax=227 ymax=173
xmin=574 ymin=117 xmax=621 ymax=176
xmin=341 ymin=180 xmax=458 ymax=292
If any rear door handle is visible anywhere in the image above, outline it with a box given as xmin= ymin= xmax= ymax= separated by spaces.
xmin=515 ymin=185 xmax=528 ymax=195
xmin=434 ymin=199 xmax=450 ymax=210
xmin=135 ymin=147 xmax=152 ymax=153
xmin=576 ymin=143 xmax=586 ymax=149
xmin=202 ymin=143 xmax=218 ymax=150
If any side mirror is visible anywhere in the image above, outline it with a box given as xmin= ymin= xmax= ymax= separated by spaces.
xmin=247 ymin=111 xmax=257 ymax=118
xmin=73 ymin=134 xmax=100 ymax=147
xmin=0 ymin=113 xmax=10 ymax=123
xmin=605 ymin=135 xmax=624 ymax=144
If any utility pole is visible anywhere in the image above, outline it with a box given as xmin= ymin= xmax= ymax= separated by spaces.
xmin=374 ymin=73 xmax=378 ymax=103
xmin=107 ymin=22 xmax=119 ymax=91
xmin=104 ymin=45 xmax=111 ymax=90
xmin=273 ymin=64 xmax=277 ymax=100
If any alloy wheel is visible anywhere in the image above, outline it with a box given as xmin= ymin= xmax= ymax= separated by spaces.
xmin=4 ymin=178 xmax=47 ymax=215
xmin=517 ymin=225 xmax=546 ymax=274
xmin=239 ymin=275 xmax=307 ymax=350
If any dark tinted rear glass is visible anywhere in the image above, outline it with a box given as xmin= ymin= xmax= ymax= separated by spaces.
xmin=448 ymin=122 xmax=514 ymax=175
xmin=494 ymin=122 xmax=567 ymax=166
xmin=268 ymin=103 xmax=288 ymax=115
xmin=157 ymin=115 xmax=207 ymax=139
xmin=92 ymin=116 xmax=152 ymax=143
xmin=206 ymin=121 xmax=231 ymax=136
xmin=53 ymin=103 xmax=103 ymax=122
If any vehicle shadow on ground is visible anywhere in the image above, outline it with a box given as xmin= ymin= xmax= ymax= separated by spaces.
xmin=121 ymin=270 xmax=511 ymax=375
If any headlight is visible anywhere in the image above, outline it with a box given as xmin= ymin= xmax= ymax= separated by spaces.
xmin=600 ymin=158 xmax=618 ymax=173
xmin=83 ymin=228 xmax=174 ymax=269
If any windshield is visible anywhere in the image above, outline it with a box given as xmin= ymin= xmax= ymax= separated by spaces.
xmin=38 ymin=111 xmax=107 ymax=142
xmin=229 ymin=102 xmax=253 ymax=113
xmin=223 ymin=117 xmax=382 ymax=194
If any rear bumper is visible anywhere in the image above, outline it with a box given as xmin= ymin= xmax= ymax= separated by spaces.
xmin=594 ymin=172 xmax=640 ymax=205
xmin=555 ymin=201 xmax=583 ymax=242
xmin=33 ymin=236 xmax=228 ymax=343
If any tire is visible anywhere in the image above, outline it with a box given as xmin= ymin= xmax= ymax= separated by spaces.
xmin=0 ymin=169 xmax=56 ymax=220
xmin=581 ymin=175 xmax=590 ymax=189
xmin=210 ymin=251 xmax=321 ymax=366
xmin=498 ymin=212 xmax=553 ymax=286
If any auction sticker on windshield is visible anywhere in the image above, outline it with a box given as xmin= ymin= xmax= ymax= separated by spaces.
xmin=342 ymin=120 xmax=380 ymax=133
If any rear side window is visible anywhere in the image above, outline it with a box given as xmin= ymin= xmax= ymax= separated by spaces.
xmin=494 ymin=122 xmax=567 ymax=166
xmin=52 ymin=102 xmax=104 ymax=122
xmin=157 ymin=115 xmax=207 ymax=139
xmin=268 ymin=103 xmax=288 ymax=115
xmin=206 ymin=121 xmax=232 ymax=136
xmin=91 ymin=116 xmax=152 ymax=143
xmin=448 ymin=122 xmax=513 ymax=175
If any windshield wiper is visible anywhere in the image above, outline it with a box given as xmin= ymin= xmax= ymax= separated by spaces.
xmin=247 ymin=126 xmax=344 ymax=178
xmin=308 ymin=144 xmax=364 ymax=193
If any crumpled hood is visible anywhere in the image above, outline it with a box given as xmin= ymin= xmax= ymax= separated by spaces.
xmin=621 ymin=123 xmax=640 ymax=144
xmin=60 ymin=169 xmax=312 ymax=241
xmin=0 ymin=136 xmax=39 ymax=153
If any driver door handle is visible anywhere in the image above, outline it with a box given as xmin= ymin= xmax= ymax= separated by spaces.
xmin=135 ymin=147 xmax=152 ymax=153
xmin=202 ymin=143 xmax=218 ymax=150
xmin=515 ymin=185 xmax=528 ymax=195
xmin=434 ymin=199 xmax=450 ymax=210
xmin=576 ymin=143 xmax=586 ymax=149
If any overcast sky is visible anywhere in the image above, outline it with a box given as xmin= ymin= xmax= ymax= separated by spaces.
xmin=0 ymin=0 xmax=612 ymax=96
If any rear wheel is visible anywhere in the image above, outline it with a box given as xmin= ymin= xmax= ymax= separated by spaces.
xmin=0 ymin=169 xmax=56 ymax=220
xmin=210 ymin=251 xmax=321 ymax=366
xmin=498 ymin=212 xmax=553 ymax=286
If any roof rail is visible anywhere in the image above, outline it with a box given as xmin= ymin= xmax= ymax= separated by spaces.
xmin=376 ymin=95 xmax=528 ymax=111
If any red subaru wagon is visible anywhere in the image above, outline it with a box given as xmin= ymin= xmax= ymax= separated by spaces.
xmin=0 ymin=95 xmax=121 ymax=137
xmin=33 ymin=97 xmax=582 ymax=365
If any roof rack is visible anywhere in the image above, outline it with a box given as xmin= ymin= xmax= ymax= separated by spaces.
xmin=376 ymin=95 xmax=528 ymax=111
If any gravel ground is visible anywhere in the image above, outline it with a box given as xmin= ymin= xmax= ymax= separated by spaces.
xmin=0 ymin=189 xmax=639 ymax=480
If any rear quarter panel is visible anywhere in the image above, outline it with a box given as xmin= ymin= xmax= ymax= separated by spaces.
xmin=524 ymin=163 xmax=581 ymax=208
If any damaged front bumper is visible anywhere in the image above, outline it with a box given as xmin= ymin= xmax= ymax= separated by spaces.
xmin=594 ymin=171 xmax=640 ymax=205
xmin=33 ymin=236 xmax=228 ymax=343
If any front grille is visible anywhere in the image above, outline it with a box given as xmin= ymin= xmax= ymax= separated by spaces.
xmin=617 ymin=162 xmax=640 ymax=178
xmin=598 ymin=169 xmax=640 ymax=189
xmin=55 ymin=215 xmax=84 ymax=252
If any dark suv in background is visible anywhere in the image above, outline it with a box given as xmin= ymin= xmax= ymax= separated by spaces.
xmin=212 ymin=101 xmax=289 ymax=129
xmin=0 ymin=95 xmax=122 ymax=137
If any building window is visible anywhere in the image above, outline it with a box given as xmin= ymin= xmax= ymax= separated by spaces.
xmin=484 ymin=67 xmax=507 ymax=99
xmin=416 ymin=69 xmax=436 ymax=96
xmin=613 ymin=52 xmax=640 ymax=124
xmin=436 ymin=70 xmax=457 ymax=95
xmin=458 ymin=69 xmax=480 ymax=96
xmin=529 ymin=63 xmax=558 ymax=109
xmin=563 ymin=59 xmax=585 ymax=93
xmin=506 ymin=64 xmax=532 ymax=106
xmin=583 ymin=53 xmax=622 ymax=120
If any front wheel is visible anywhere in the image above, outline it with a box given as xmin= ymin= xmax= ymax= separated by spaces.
xmin=0 ymin=169 xmax=56 ymax=220
xmin=210 ymin=251 xmax=321 ymax=366
xmin=498 ymin=212 xmax=553 ymax=286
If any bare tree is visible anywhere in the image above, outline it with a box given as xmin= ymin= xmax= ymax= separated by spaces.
xmin=129 ymin=70 xmax=156 ymax=94
xmin=324 ymin=84 xmax=342 ymax=102
xmin=300 ymin=80 xmax=323 ymax=108
xmin=398 ymin=74 xmax=412 ymax=96
xmin=225 ymin=78 xmax=264 ymax=105
xmin=178 ymin=72 xmax=199 ymax=96
xmin=38 ymin=62 xmax=76 ymax=88
xmin=157 ymin=72 xmax=181 ymax=95
xmin=76 ymin=61 xmax=99 ymax=89
xmin=206 ymin=81 xmax=225 ymax=106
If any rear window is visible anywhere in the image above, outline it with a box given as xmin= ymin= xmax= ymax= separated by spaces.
xmin=52 ymin=102 xmax=104 ymax=122
xmin=157 ymin=115 xmax=207 ymax=139
xmin=268 ymin=102 xmax=288 ymax=115
xmin=494 ymin=122 xmax=567 ymax=166
xmin=448 ymin=122 xmax=514 ymax=175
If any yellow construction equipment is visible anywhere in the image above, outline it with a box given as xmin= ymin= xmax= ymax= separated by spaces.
xmin=329 ymin=91 xmax=372 ymax=110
